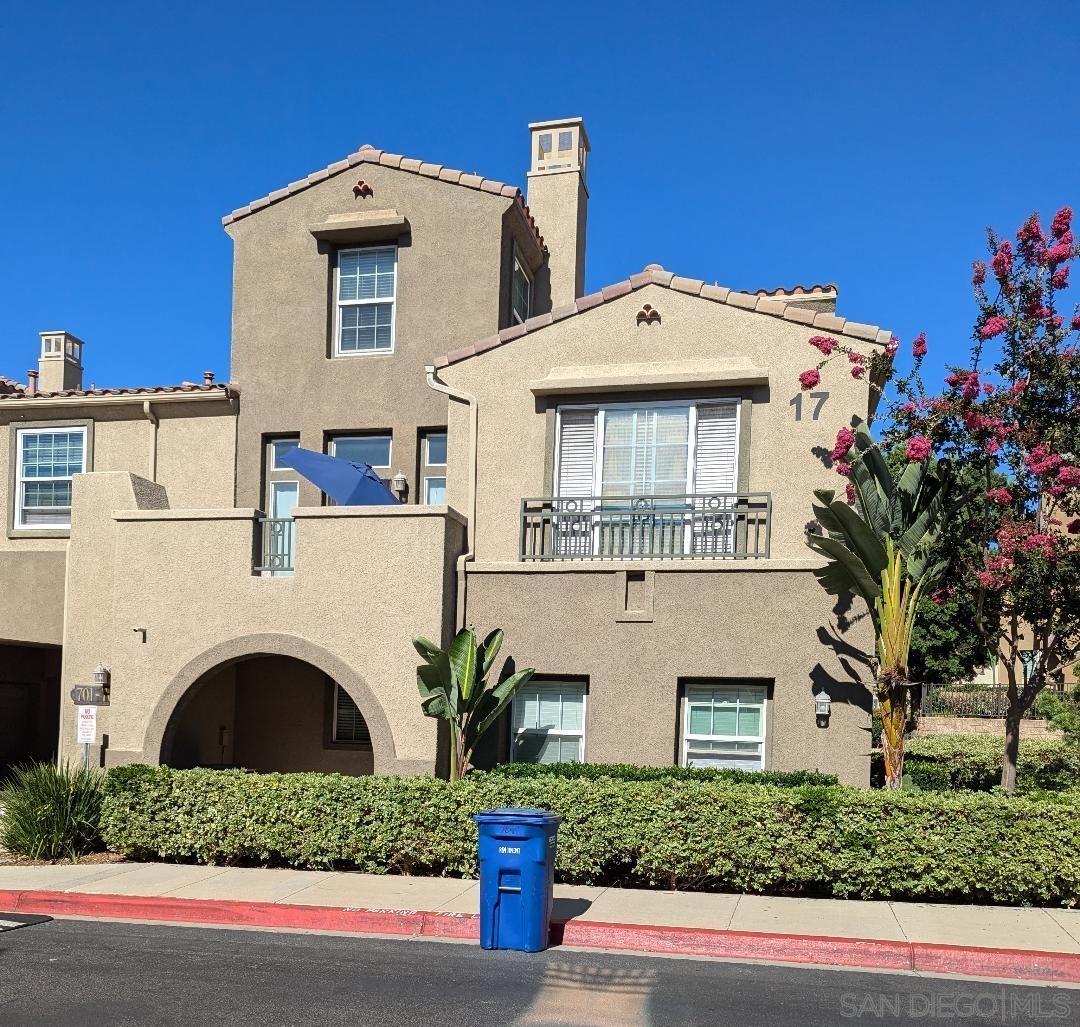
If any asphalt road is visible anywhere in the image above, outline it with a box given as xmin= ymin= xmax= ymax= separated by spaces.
xmin=0 ymin=918 xmax=1073 ymax=1026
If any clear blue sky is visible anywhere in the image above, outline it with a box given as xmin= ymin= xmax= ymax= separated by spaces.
xmin=3 ymin=1 xmax=1077 ymax=392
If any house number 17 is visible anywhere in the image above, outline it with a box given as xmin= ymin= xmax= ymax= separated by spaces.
xmin=790 ymin=392 xmax=829 ymax=421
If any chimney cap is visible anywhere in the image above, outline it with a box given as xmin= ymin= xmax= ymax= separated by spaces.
xmin=203 ymin=370 xmax=215 ymax=386
xmin=528 ymin=116 xmax=590 ymax=150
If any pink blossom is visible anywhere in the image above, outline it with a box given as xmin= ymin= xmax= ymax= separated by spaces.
xmin=1051 ymin=206 xmax=1073 ymax=239
xmin=834 ymin=461 xmax=852 ymax=478
xmin=845 ymin=483 xmax=856 ymax=506
xmin=1072 ymin=315 xmax=1080 ymax=331
xmin=1021 ymin=534 xmax=1058 ymax=560
xmin=1011 ymin=378 xmax=1028 ymax=395
xmin=1051 ymin=267 xmax=1070 ymax=289
xmin=982 ymin=383 xmax=996 ymax=395
xmin=1048 ymin=485 xmax=1066 ymax=498
xmin=912 ymin=332 xmax=928 ymax=358
xmin=984 ymin=439 xmax=1001 ymax=455
xmin=847 ymin=351 xmax=865 ymax=365
xmin=985 ymin=488 xmax=1013 ymax=505
xmin=808 ymin=335 xmax=838 ymax=355
xmin=1017 ymin=215 xmax=1047 ymax=263
xmin=962 ymin=373 xmax=980 ymax=401
xmin=830 ymin=426 xmax=855 ymax=461
xmin=850 ymin=365 xmax=866 ymax=380
xmin=991 ymin=240 xmax=1014 ymax=280
xmin=1058 ymin=465 xmax=1080 ymax=488
xmin=799 ymin=369 xmax=821 ymax=390
xmin=1044 ymin=242 xmax=1072 ymax=265
xmin=977 ymin=555 xmax=1013 ymax=591
xmin=1026 ymin=445 xmax=1064 ymax=476
xmin=1048 ymin=315 xmax=1065 ymax=330
xmin=884 ymin=335 xmax=899 ymax=358
xmin=980 ymin=315 xmax=1007 ymax=338
xmin=971 ymin=261 xmax=987 ymax=287
xmin=905 ymin=435 xmax=933 ymax=462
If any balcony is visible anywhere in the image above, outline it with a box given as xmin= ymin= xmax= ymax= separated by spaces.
xmin=519 ymin=493 xmax=772 ymax=562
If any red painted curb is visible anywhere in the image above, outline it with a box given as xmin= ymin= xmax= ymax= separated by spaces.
xmin=2 ymin=889 xmax=1078 ymax=984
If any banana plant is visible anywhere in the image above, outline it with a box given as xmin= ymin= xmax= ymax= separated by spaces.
xmin=414 ymin=627 xmax=535 ymax=780
xmin=806 ymin=418 xmax=952 ymax=788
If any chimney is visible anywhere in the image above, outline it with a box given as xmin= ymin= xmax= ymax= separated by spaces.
xmin=38 ymin=331 xmax=85 ymax=393
xmin=527 ymin=117 xmax=590 ymax=309
xmin=203 ymin=370 xmax=215 ymax=386
xmin=26 ymin=370 xmax=39 ymax=395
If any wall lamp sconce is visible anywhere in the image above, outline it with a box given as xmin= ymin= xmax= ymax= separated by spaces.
xmin=93 ymin=663 xmax=111 ymax=697
xmin=391 ymin=471 xmax=408 ymax=502
xmin=814 ymin=689 xmax=832 ymax=726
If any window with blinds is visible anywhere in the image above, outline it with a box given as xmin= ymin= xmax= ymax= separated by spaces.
xmin=682 ymin=684 xmax=766 ymax=771
xmin=333 ymin=685 xmax=372 ymax=745
xmin=336 ymin=245 xmax=397 ymax=355
xmin=510 ymin=680 xmax=586 ymax=764
xmin=15 ymin=427 xmax=87 ymax=529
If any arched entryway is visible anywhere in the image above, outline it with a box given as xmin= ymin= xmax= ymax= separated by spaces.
xmin=145 ymin=633 xmax=410 ymax=775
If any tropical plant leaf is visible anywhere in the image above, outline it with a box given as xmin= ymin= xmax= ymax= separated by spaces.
xmin=473 ymin=668 xmax=536 ymax=737
xmin=828 ymin=500 xmax=889 ymax=580
xmin=448 ymin=628 xmax=478 ymax=703
xmin=412 ymin=637 xmax=443 ymax=664
xmin=478 ymin=628 xmax=504 ymax=677
xmin=806 ymin=533 xmax=883 ymax=603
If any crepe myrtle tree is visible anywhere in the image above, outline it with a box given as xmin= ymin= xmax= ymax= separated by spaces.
xmin=802 ymin=206 xmax=1080 ymax=793
xmin=805 ymin=418 xmax=953 ymax=788
xmin=414 ymin=627 xmax=534 ymax=780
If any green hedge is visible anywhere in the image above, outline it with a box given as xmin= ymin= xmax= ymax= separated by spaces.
xmin=485 ymin=762 xmax=837 ymax=787
xmin=904 ymin=735 xmax=1080 ymax=792
xmin=101 ymin=765 xmax=1080 ymax=905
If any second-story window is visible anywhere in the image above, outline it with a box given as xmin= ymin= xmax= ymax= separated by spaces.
xmin=336 ymin=245 xmax=397 ymax=356
xmin=511 ymin=251 xmax=532 ymax=325
xmin=14 ymin=426 xmax=87 ymax=530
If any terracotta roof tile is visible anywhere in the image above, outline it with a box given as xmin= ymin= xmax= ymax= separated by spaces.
xmin=223 ymin=143 xmax=545 ymax=252
xmin=0 ymin=383 xmax=235 ymax=403
xmin=433 ymin=264 xmax=892 ymax=369
xmin=753 ymin=283 xmax=839 ymax=298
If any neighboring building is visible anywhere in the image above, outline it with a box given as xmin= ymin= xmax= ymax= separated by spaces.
xmin=0 ymin=118 xmax=892 ymax=785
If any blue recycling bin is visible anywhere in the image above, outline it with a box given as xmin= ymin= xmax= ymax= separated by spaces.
xmin=473 ymin=807 xmax=561 ymax=952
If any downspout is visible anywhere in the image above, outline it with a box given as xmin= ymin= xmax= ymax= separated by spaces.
xmin=142 ymin=401 xmax=159 ymax=482
xmin=425 ymin=365 xmax=477 ymax=630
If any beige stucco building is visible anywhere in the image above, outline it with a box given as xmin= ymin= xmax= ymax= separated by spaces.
xmin=1 ymin=117 xmax=890 ymax=785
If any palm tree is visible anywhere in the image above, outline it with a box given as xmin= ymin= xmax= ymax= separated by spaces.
xmin=414 ymin=627 xmax=534 ymax=780
xmin=806 ymin=419 xmax=952 ymax=788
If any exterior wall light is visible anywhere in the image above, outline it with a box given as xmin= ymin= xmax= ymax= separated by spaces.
xmin=814 ymin=689 xmax=831 ymax=725
xmin=93 ymin=663 xmax=111 ymax=697
xmin=391 ymin=472 xmax=408 ymax=502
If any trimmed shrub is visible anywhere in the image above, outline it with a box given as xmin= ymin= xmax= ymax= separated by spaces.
xmin=101 ymin=765 xmax=1080 ymax=906
xmin=904 ymin=735 xmax=1080 ymax=792
xmin=1 ymin=762 xmax=104 ymax=861
xmin=486 ymin=762 xmax=837 ymax=788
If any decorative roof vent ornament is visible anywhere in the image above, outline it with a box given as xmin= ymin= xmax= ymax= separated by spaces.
xmin=352 ymin=179 xmax=373 ymax=198
xmin=636 ymin=304 xmax=661 ymax=326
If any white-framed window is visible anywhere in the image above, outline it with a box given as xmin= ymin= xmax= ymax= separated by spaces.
xmin=269 ymin=437 xmax=299 ymax=470
xmin=511 ymin=679 xmax=586 ymax=764
xmin=331 ymin=435 xmax=392 ymax=469
xmin=511 ymin=251 xmax=532 ymax=325
xmin=424 ymin=477 xmax=447 ymax=504
xmin=335 ymin=245 xmax=397 ymax=355
xmin=14 ymin=426 xmax=87 ymax=530
xmin=332 ymin=684 xmax=372 ymax=745
xmin=681 ymin=684 xmax=767 ymax=771
xmin=424 ymin=432 xmax=447 ymax=467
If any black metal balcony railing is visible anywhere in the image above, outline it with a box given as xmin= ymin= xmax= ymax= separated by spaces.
xmin=919 ymin=682 xmax=1045 ymax=720
xmin=255 ymin=517 xmax=295 ymax=575
xmin=519 ymin=493 xmax=772 ymax=561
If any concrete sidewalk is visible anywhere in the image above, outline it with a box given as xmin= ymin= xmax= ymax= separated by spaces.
xmin=2 ymin=862 xmax=1079 ymax=984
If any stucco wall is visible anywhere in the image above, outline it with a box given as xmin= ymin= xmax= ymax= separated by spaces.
xmin=227 ymin=161 xmax=529 ymax=510
xmin=464 ymin=563 xmax=873 ymax=785
xmin=58 ymin=473 xmax=465 ymax=775
xmin=441 ymin=284 xmax=879 ymax=564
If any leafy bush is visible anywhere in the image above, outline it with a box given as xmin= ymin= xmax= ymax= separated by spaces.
xmin=1 ymin=762 xmax=104 ymax=861
xmin=485 ymin=762 xmax=837 ymax=788
xmin=904 ymin=734 xmax=1080 ymax=792
xmin=101 ymin=765 xmax=1080 ymax=905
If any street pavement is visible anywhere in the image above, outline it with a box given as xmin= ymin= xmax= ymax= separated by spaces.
xmin=0 ymin=918 xmax=1073 ymax=1026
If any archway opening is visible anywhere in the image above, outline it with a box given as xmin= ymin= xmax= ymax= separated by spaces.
xmin=161 ymin=654 xmax=373 ymax=775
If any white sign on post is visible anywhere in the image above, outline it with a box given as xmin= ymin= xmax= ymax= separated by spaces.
xmin=76 ymin=705 xmax=97 ymax=744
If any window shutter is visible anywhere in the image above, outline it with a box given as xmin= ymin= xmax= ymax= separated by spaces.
xmin=334 ymin=685 xmax=371 ymax=745
xmin=556 ymin=409 xmax=597 ymax=497
xmin=693 ymin=404 xmax=738 ymax=494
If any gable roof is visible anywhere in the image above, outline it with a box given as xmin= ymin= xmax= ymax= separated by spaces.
xmin=222 ymin=143 xmax=545 ymax=252
xmin=433 ymin=264 xmax=894 ymax=369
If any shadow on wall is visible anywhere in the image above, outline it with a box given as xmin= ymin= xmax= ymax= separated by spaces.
xmin=811 ymin=602 xmax=874 ymax=722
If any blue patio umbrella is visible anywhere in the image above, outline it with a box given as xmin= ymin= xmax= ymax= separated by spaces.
xmin=277 ymin=446 xmax=400 ymax=505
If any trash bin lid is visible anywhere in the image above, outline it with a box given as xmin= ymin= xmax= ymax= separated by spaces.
xmin=472 ymin=807 xmax=562 ymax=826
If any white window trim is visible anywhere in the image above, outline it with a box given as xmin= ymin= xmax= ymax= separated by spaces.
xmin=330 ymin=434 xmax=393 ymax=470
xmin=423 ymin=475 xmax=447 ymax=504
xmin=269 ymin=438 xmax=300 ymax=471
xmin=510 ymin=681 xmax=587 ymax=764
xmin=14 ymin=425 xmax=87 ymax=531
xmin=334 ymin=244 xmax=398 ymax=357
xmin=511 ymin=249 xmax=533 ymax=326
xmin=424 ymin=432 xmax=448 ymax=468
xmin=553 ymin=398 xmax=741 ymax=499
xmin=680 ymin=685 xmax=767 ymax=771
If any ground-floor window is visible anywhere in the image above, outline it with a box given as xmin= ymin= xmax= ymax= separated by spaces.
xmin=681 ymin=684 xmax=766 ymax=771
xmin=332 ymin=684 xmax=371 ymax=745
xmin=510 ymin=679 xmax=586 ymax=764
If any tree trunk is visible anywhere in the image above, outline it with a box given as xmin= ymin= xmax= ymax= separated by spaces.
xmin=1001 ymin=709 xmax=1021 ymax=794
xmin=878 ymin=684 xmax=908 ymax=789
